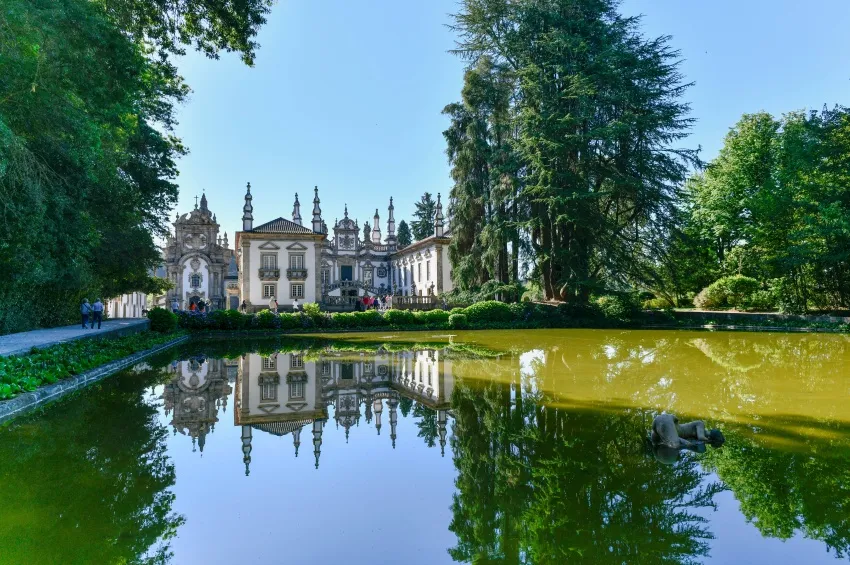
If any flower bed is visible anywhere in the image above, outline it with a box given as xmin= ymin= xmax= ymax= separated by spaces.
xmin=0 ymin=330 xmax=184 ymax=400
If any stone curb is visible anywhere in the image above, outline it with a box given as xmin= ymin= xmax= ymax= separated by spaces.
xmin=641 ymin=324 xmax=847 ymax=334
xmin=0 ymin=334 xmax=190 ymax=426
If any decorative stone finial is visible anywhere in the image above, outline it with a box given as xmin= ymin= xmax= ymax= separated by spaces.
xmin=292 ymin=192 xmax=302 ymax=226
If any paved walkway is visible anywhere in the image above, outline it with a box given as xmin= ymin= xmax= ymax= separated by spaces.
xmin=0 ymin=318 xmax=149 ymax=357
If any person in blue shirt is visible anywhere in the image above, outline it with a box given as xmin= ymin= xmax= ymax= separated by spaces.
xmin=81 ymin=299 xmax=91 ymax=329
xmin=91 ymin=298 xmax=104 ymax=329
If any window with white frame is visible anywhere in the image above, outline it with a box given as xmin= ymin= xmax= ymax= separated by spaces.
xmin=321 ymin=269 xmax=330 ymax=286
xmin=262 ymin=356 xmax=276 ymax=370
xmin=289 ymin=254 xmax=304 ymax=269
xmin=418 ymin=263 xmax=422 ymax=282
xmin=321 ymin=362 xmax=330 ymax=376
xmin=263 ymin=284 xmax=276 ymax=298
xmin=261 ymin=253 xmax=277 ymax=269
xmin=364 ymin=268 xmax=373 ymax=286
xmin=426 ymin=260 xmax=430 ymax=280
xmin=290 ymin=354 xmax=304 ymax=369
xmin=289 ymin=381 xmax=304 ymax=400
xmin=290 ymin=283 xmax=304 ymax=299
xmin=259 ymin=375 xmax=279 ymax=402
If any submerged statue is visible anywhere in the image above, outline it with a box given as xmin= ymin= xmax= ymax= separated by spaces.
xmin=651 ymin=414 xmax=725 ymax=464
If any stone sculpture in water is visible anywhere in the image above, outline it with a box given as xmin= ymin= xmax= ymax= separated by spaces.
xmin=651 ymin=413 xmax=725 ymax=464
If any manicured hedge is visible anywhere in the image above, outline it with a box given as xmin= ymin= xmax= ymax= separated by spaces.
xmin=175 ymin=299 xmax=638 ymax=333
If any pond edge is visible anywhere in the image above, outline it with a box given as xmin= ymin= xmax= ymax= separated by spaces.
xmin=0 ymin=334 xmax=190 ymax=426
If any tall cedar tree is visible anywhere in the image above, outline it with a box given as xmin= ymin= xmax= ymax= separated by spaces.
xmin=411 ymin=192 xmax=437 ymax=241
xmin=397 ymin=220 xmax=413 ymax=248
xmin=449 ymin=0 xmax=697 ymax=302
xmin=444 ymin=56 xmax=521 ymax=289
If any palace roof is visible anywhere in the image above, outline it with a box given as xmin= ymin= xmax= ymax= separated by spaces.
xmin=250 ymin=217 xmax=318 ymax=235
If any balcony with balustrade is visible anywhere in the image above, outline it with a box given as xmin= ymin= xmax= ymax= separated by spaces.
xmin=286 ymin=268 xmax=308 ymax=280
xmin=258 ymin=268 xmax=280 ymax=280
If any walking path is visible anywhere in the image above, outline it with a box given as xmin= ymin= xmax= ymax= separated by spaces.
xmin=0 ymin=319 xmax=149 ymax=357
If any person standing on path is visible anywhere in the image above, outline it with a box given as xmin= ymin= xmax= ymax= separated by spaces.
xmin=91 ymin=298 xmax=103 ymax=329
xmin=171 ymin=298 xmax=179 ymax=313
xmin=241 ymin=300 xmax=247 ymax=313
xmin=81 ymin=299 xmax=91 ymax=329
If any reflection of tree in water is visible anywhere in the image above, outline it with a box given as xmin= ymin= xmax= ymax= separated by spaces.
xmin=413 ymin=402 xmax=438 ymax=447
xmin=701 ymin=422 xmax=850 ymax=558
xmin=0 ymin=367 xmax=183 ymax=564
xmin=448 ymin=374 xmax=722 ymax=564
xmin=399 ymin=396 xmax=414 ymax=418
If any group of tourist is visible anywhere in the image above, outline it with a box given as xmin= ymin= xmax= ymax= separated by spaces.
xmin=355 ymin=294 xmax=389 ymax=311
xmin=265 ymin=297 xmax=300 ymax=314
xmin=170 ymin=297 xmax=212 ymax=313
xmin=80 ymin=298 xmax=104 ymax=329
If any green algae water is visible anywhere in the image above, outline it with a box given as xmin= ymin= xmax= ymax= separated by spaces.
xmin=1 ymin=329 xmax=849 ymax=564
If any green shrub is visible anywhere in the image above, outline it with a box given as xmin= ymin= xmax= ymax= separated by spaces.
xmin=596 ymin=294 xmax=642 ymax=322
xmin=694 ymin=283 xmax=726 ymax=309
xmin=384 ymin=309 xmax=416 ymax=326
xmin=209 ymin=309 xmax=249 ymax=330
xmin=745 ymin=289 xmax=776 ymax=311
xmin=643 ymin=297 xmax=674 ymax=310
xmin=277 ymin=313 xmax=301 ymax=329
xmin=353 ymin=310 xmax=383 ymax=327
xmin=147 ymin=307 xmax=177 ymax=333
xmin=464 ymin=300 xmax=512 ymax=323
xmin=723 ymin=275 xmax=761 ymax=307
xmin=448 ymin=313 xmax=468 ymax=329
xmin=302 ymin=303 xmax=327 ymax=327
xmin=425 ymin=309 xmax=450 ymax=324
xmin=413 ymin=309 xmax=450 ymax=325
xmin=254 ymin=309 xmax=278 ymax=329
xmin=333 ymin=312 xmax=357 ymax=328
xmin=695 ymin=275 xmax=761 ymax=309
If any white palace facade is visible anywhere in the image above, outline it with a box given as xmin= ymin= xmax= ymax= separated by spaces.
xmin=155 ymin=184 xmax=454 ymax=311
xmin=235 ymin=183 xmax=453 ymax=311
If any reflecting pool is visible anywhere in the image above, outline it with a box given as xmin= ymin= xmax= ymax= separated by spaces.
xmin=1 ymin=329 xmax=849 ymax=564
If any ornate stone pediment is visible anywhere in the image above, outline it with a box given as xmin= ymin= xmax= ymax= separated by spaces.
xmin=286 ymin=242 xmax=308 ymax=250
xmin=258 ymin=241 xmax=281 ymax=250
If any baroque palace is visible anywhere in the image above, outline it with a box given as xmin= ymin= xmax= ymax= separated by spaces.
xmin=160 ymin=184 xmax=453 ymax=311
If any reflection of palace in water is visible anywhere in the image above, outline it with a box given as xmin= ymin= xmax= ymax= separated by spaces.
xmin=162 ymin=357 xmax=236 ymax=453
xmin=161 ymin=349 xmax=454 ymax=474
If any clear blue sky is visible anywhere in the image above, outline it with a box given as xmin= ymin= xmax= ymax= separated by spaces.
xmin=171 ymin=0 xmax=850 ymax=241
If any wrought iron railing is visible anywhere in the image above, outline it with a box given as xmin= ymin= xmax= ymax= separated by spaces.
xmin=286 ymin=268 xmax=308 ymax=280
xmin=258 ymin=268 xmax=280 ymax=280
